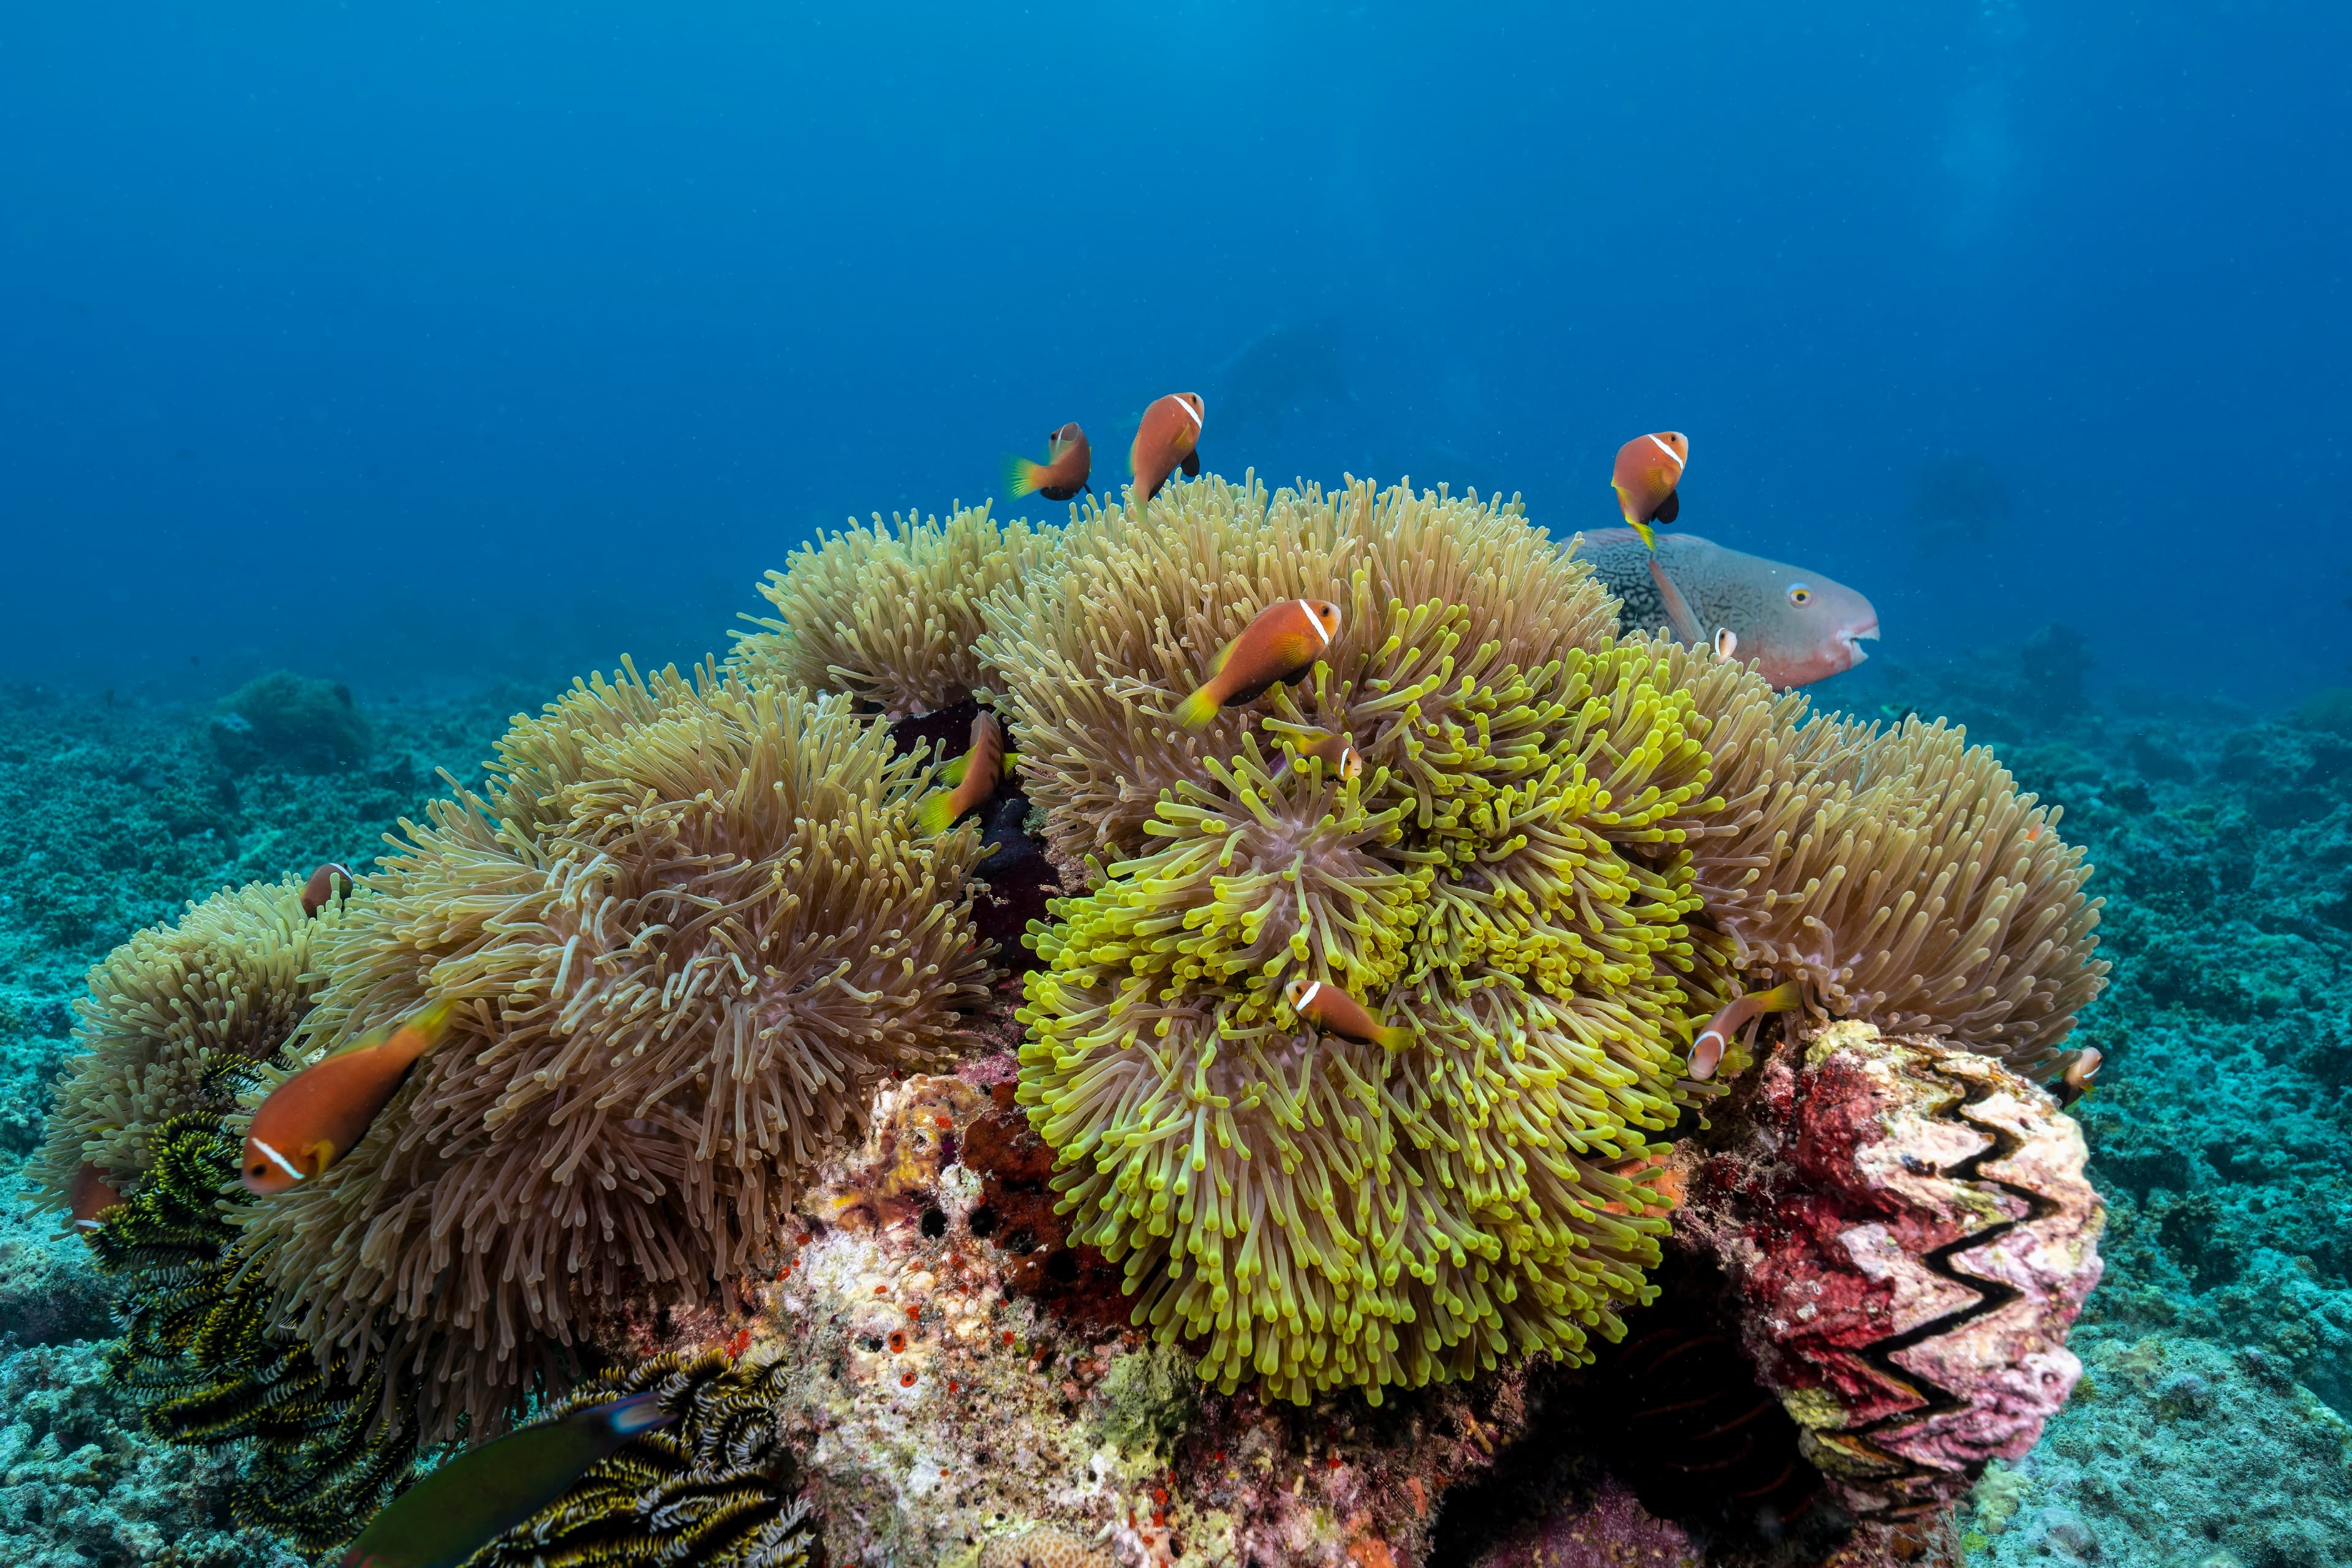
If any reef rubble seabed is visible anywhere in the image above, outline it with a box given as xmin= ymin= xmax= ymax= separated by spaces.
xmin=0 ymin=622 xmax=2349 ymax=1568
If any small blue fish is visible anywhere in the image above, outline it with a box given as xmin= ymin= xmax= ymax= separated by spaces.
xmin=339 ymin=1391 xmax=674 ymax=1568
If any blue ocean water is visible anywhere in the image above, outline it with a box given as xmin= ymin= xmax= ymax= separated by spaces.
xmin=4 ymin=3 xmax=2344 ymax=704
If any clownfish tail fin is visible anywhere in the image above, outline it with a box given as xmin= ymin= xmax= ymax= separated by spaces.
xmin=1172 ymin=687 xmax=1219 ymax=732
xmin=1372 ymin=1023 xmax=1413 ymax=1050
xmin=1005 ymin=456 xmax=1043 ymax=500
xmin=913 ymin=793 xmax=961 ymax=837
xmin=1629 ymin=518 xmax=1656 ymax=550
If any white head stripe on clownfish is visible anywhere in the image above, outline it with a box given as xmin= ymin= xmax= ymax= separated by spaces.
xmin=1175 ymin=395 xmax=1202 ymax=430
xmin=1296 ymin=600 xmax=1332 ymax=647
xmin=252 ymin=1139 xmax=306 ymax=1183
xmin=1294 ymin=980 xmax=1323 ymax=1012
xmin=1646 ymin=432 xmax=1684 ymax=469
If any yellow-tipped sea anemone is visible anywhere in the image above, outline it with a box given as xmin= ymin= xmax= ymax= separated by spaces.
xmin=978 ymin=472 xmax=2106 ymax=1402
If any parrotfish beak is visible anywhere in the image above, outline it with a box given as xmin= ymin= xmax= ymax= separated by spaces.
xmin=1837 ymin=618 xmax=1880 ymax=668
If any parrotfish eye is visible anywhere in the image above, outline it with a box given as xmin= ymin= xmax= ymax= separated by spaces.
xmin=1787 ymin=583 xmax=1812 ymax=606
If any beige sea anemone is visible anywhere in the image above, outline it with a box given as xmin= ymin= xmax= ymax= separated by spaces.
xmin=1657 ymin=644 xmax=2107 ymax=1073
xmin=728 ymin=500 xmax=1048 ymax=715
xmin=30 ymin=876 xmax=337 ymax=1212
xmin=239 ymin=662 xmax=993 ymax=1437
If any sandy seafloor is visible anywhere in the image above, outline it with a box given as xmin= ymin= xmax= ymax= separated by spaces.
xmin=1 ymin=631 xmax=2347 ymax=1568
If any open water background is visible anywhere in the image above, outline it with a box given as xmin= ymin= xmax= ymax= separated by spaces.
xmin=3 ymin=2 xmax=2345 ymax=706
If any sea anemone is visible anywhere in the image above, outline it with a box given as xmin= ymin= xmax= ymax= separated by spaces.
xmin=729 ymin=501 xmax=1047 ymax=716
xmin=1661 ymin=644 xmax=2107 ymax=1072
xmin=29 ymin=875 xmax=333 ymax=1211
xmin=990 ymin=475 xmax=1733 ymax=1401
xmin=239 ymin=662 xmax=993 ymax=1438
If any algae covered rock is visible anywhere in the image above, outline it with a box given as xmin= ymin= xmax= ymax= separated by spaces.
xmin=207 ymin=671 xmax=372 ymax=774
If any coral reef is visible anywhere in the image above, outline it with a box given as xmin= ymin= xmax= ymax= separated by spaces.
xmin=1678 ymin=1022 xmax=2104 ymax=1526
xmin=28 ymin=876 xmax=330 ymax=1208
xmin=753 ymin=1071 xmax=1535 ymax=1568
xmin=731 ymin=502 xmax=1046 ymax=716
xmin=240 ymin=663 xmax=994 ymax=1438
xmin=1962 ymin=1335 xmax=2352 ymax=1568
xmin=208 ymin=671 xmax=373 ymax=775
xmin=0 ymin=1333 xmax=306 ymax=1568
xmin=475 ymin=1349 xmax=816 ymax=1568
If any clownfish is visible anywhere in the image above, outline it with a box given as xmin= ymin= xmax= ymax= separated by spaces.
xmin=2051 ymin=1046 xmax=2103 ymax=1108
xmin=241 ymin=1000 xmax=458 ymax=1196
xmin=338 ymin=1390 xmax=676 ymax=1568
xmin=1272 ymin=727 xmax=1363 ymax=783
xmin=1006 ymin=422 xmax=1093 ymax=503
xmin=1283 ymin=976 xmax=1412 ymax=1050
xmin=303 ymin=862 xmax=354 ymax=919
xmin=1687 ymin=979 xmax=1805 ymax=1081
xmin=68 ymin=1161 xmax=123 ymax=1234
xmin=1610 ymin=430 xmax=1689 ymax=549
xmin=1130 ymin=393 xmax=1205 ymax=502
xmin=914 ymin=711 xmax=1016 ymax=836
xmin=1172 ymin=598 xmax=1342 ymax=731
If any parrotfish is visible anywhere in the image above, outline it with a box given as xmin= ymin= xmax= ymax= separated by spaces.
xmin=337 ymin=1390 xmax=676 ymax=1568
xmin=241 ymin=1000 xmax=458 ymax=1196
xmin=1283 ymin=976 xmax=1411 ymax=1049
xmin=1610 ymin=430 xmax=1689 ymax=548
xmin=1130 ymin=393 xmax=1205 ymax=502
xmin=916 ymin=711 xmax=1016 ymax=835
xmin=1687 ymin=979 xmax=1806 ymax=1081
xmin=1172 ymin=598 xmax=1342 ymax=731
xmin=68 ymin=1161 xmax=123 ymax=1233
xmin=1578 ymin=529 xmax=1879 ymax=690
xmin=302 ymin=861 xmax=354 ymax=919
xmin=1006 ymin=421 xmax=1093 ymax=503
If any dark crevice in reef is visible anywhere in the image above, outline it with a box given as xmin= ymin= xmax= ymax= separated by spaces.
xmin=1426 ymin=1249 xmax=1839 ymax=1568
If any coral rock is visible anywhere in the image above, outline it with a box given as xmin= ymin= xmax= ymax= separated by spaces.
xmin=1685 ymin=1020 xmax=2105 ymax=1522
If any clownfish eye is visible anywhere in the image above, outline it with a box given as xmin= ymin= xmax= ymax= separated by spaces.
xmin=1788 ymin=583 xmax=1812 ymax=606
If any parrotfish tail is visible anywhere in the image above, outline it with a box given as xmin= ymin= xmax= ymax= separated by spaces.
xmin=1373 ymin=1025 xmax=1413 ymax=1051
xmin=913 ymin=793 xmax=961 ymax=837
xmin=1005 ymin=456 xmax=1042 ymax=500
xmin=1172 ymin=687 xmax=1219 ymax=732
xmin=589 ymin=1390 xmax=676 ymax=1438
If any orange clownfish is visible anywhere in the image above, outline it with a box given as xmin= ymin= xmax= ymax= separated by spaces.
xmin=1172 ymin=598 xmax=1342 ymax=731
xmin=1611 ymin=431 xmax=1689 ymax=549
xmin=1130 ymin=393 xmax=1204 ymax=502
xmin=2051 ymin=1046 xmax=2103 ymax=1108
xmin=1283 ymin=977 xmax=1411 ymax=1050
xmin=241 ymin=1000 xmax=458 ymax=1195
xmin=303 ymin=862 xmax=354 ymax=919
xmin=914 ymin=711 xmax=1017 ymax=835
xmin=1272 ymin=727 xmax=1363 ymax=783
xmin=69 ymin=1161 xmax=124 ymax=1234
xmin=1687 ymin=979 xmax=1804 ymax=1081
xmin=1006 ymin=422 xmax=1093 ymax=503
